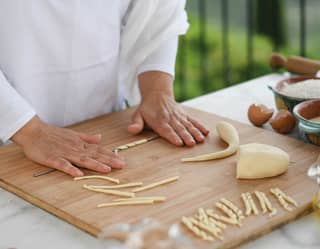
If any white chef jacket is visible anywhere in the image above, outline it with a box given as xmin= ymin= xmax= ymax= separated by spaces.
xmin=0 ymin=0 xmax=186 ymax=142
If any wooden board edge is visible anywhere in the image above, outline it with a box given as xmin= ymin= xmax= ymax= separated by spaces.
xmin=0 ymin=179 xmax=101 ymax=237
xmin=216 ymin=204 xmax=313 ymax=249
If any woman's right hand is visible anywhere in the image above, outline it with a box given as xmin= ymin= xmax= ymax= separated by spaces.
xmin=11 ymin=116 xmax=125 ymax=177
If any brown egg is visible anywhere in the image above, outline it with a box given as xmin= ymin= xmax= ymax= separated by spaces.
xmin=270 ymin=110 xmax=296 ymax=134
xmin=248 ymin=104 xmax=274 ymax=126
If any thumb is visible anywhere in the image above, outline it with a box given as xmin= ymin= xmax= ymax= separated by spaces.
xmin=127 ymin=111 xmax=144 ymax=135
xmin=78 ymin=133 xmax=102 ymax=144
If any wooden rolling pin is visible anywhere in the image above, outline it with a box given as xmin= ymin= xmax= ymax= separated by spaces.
xmin=269 ymin=53 xmax=320 ymax=76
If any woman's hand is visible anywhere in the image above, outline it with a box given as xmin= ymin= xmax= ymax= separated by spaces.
xmin=127 ymin=71 xmax=209 ymax=146
xmin=11 ymin=116 xmax=125 ymax=177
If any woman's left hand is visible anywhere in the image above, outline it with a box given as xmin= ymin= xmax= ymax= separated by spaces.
xmin=127 ymin=91 xmax=209 ymax=147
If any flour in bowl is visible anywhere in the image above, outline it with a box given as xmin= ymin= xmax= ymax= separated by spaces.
xmin=280 ymin=79 xmax=320 ymax=99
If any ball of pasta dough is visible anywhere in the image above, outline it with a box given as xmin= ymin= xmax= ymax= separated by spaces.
xmin=236 ymin=143 xmax=289 ymax=179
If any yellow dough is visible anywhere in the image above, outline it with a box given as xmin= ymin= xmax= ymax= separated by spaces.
xmin=236 ymin=143 xmax=289 ymax=179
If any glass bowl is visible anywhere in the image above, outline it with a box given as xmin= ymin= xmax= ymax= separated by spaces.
xmin=268 ymin=76 xmax=320 ymax=112
xmin=293 ymin=100 xmax=320 ymax=146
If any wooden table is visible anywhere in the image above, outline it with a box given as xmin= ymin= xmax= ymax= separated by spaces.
xmin=0 ymin=73 xmax=319 ymax=249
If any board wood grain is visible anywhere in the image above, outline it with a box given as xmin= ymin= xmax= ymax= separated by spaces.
xmin=0 ymin=107 xmax=319 ymax=249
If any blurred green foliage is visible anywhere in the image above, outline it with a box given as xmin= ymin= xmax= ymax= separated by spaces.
xmin=255 ymin=0 xmax=287 ymax=47
xmin=173 ymin=0 xmax=320 ymax=102
xmin=174 ymin=16 xmax=275 ymax=101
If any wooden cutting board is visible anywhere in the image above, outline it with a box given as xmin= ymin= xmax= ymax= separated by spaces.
xmin=0 ymin=107 xmax=319 ymax=249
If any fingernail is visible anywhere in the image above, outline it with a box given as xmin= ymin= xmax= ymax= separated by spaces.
xmin=188 ymin=141 xmax=196 ymax=147
xmin=74 ymin=171 xmax=84 ymax=177
xmin=94 ymin=134 xmax=102 ymax=141
xmin=112 ymin=159 xmax=125 ymax=169
xmin=102 ymin=166 xmax=111 ymax=172
xmin=118 ymin=161 xmax=125 ymax=168
xmin=199 ymin=136 xmax=205 ymax=142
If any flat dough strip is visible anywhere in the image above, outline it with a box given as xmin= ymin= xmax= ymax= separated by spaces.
xmin=220 ymin=198 xmax=245 ymax=220
xmin=246 ymin=192 xmax=259 ymax=215
xmin=189 ymin=217 xmax=224 ymax=241
xmin=206 ymin=209 xmax=239 ymax=225
xmin=270 ymin=188 xmax=293 ymax=211
xmin=241 ymin=193 xmax=252 ymax=216
xmin=83 ymin=185 xmax=134 ymax=198
xmin=181 ymin=217 xmax=215 ymax=241
xmin=74 ymin=175 xmax=120 ymax=184
xmin=254 ymin=191 xmax=267 ymax=214
xmin=198 ymin=208 xmax=209 ymax=225
xmin=97 ymin=200 xmax=154 ymax=207
xmin=215 ymin=202 xmax=237 ymax=220
xmin=208 ymin=217 xmax=227 ymax=230
xmin=132 ymin=176 xmax=179 ymax=193
xmin=260 ymin=192 xmax=277 ymax=217
xmin=86 ymin=182 xmax=143 ymax=189
xmin=194 ymin=214 xmax=223 ymax=232
xmin=113 ymin=196 xmax=166 ymax=202
xmin=274 ymin=188 xmax=298 ymax=207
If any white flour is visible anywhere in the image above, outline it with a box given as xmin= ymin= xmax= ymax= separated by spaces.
xmin=280 ymin=79 xmax=320 ymax=99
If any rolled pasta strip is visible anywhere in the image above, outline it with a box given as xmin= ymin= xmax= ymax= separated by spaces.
xmin=113 ymin=196 xmax=166 ymax=202
xmin=97 ymin=200 xmax=154 ymax=208
xmin=83 ymin=185 xmax=134 ymax=198
xmin=132 ymin=176 xmax=179 ymax=193
xmin=74 ymin=175 xmax=120 ymax=184
xmin=86 ymin=182 xmax=143 ymax=189
xmin=181 ymin=122 xmax=239 ymax=162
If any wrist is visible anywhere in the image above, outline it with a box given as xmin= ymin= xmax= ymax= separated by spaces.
xmin=143 ymin=89 xmax=174 ymax=100
xmin=138 ymin=71 xmax=174 ymax=100
xmin=11 ymin=115 xmax=45 ymax=146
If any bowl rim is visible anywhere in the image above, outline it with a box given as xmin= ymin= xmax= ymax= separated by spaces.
xmin=293 ymin=99 xmax=320 ymax=125
xmin=271 ymin=76 xmax=320 ymax=100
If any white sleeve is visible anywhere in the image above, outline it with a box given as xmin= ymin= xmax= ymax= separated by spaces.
xmin=137 ymin=37 xmax=178 ymax=77
xmin=0 ymin=71 xmax=36 ymax=143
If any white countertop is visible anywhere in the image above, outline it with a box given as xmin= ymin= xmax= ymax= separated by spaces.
xmin=1 ymin=73 xmax=320 ymax=249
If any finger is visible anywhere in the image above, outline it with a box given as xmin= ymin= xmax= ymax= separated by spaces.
xmin=187 ymin=117 xmax=210 ymax=136
xmin=81 ymin=144 xmax=125 ymax=169
xmin=95 ymin=153 xmax=125 ymax=169
xmin=85 ymin=144 xmax=124 ymax=161
xmin=68 ymin=154 xmax=111 ymax=173
xmin=98 ymin=146 xmax=125 ymax=161
xmin=170 ymin=119 xmax=196 ymax=147
xmin=127 ymin=111 xmax=144 ymax=135
xmin=47 ymin=157 xmax=83 ymax=177
xmin=78 ymin=133 xmax=102 ymax=144
xmin=180 ymin=119 xmax=205 ymax=143
xmin=155 ymin=123 xmax=183 ymax=146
